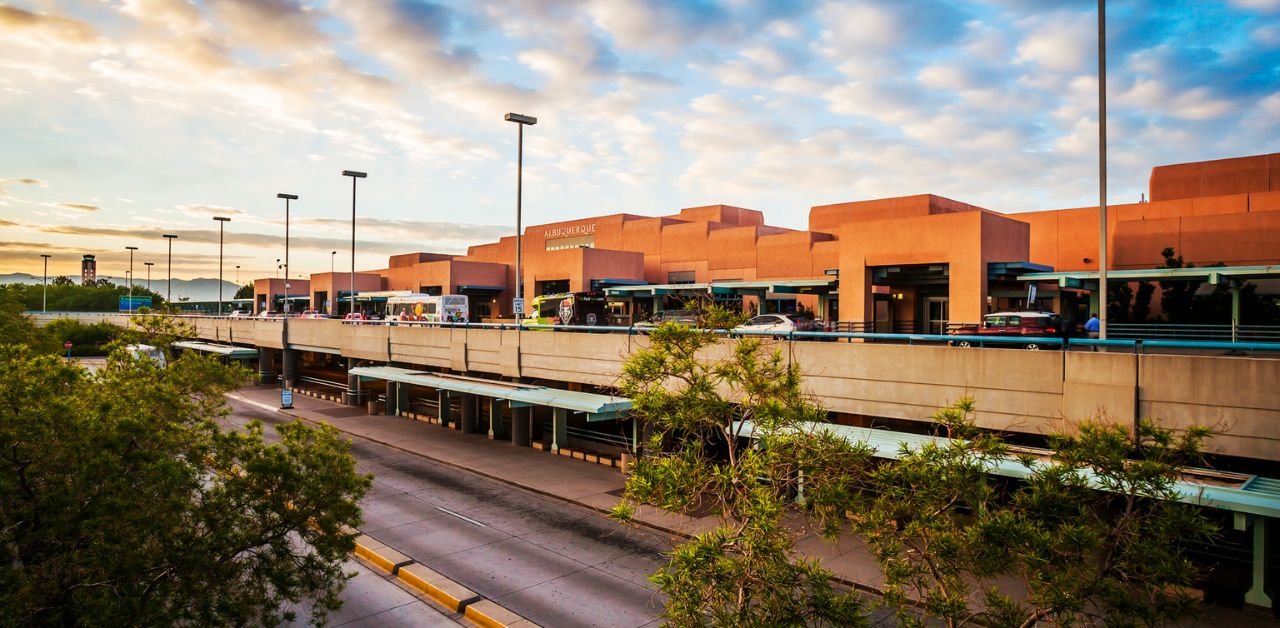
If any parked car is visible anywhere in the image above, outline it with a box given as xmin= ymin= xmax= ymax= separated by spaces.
xmin=255 ymin=310 xmax=283 ymax=319
xmin=343 ymin=312 xmax=368 ymax=322
xmin=633 ymin=309 xmax=699 ymax=332
xmin=732 ymin=313 xmax=803 ymax=338
xmin=299 ymin=310 xmax=328 ymax=319
xmin=948 ymin=310 xmax=1065 ymax=350
xmin=228 ymin=310 xmax=252 ymax=318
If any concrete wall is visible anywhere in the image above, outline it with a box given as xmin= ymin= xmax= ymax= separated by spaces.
xmin=60 ymin=312 xmax=1279 ymax=463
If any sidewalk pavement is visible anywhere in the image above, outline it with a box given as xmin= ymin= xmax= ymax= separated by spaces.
xmin=234 ymin=385 xmax=1274 ymax=626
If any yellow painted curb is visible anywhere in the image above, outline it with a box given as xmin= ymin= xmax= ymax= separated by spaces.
xmin=463 ymin=599 xmax=537 ymax=628
xmin=353 ymin=536 xmax=412 ymax=574
xmin=397 ymin=563 xmax=481 ymax=612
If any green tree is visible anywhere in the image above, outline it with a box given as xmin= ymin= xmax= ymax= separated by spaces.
xmin=43 ymin=319 xmax=118 ymax=356
xmin=0 ymin=341 xmax=370 ymax=625
xmin=0 ymin=289 xmax=53 ymax=351
xmin=612 ymin=323 xmax=871 ymax=626
xmin=235 ymin=283 xmax=254 ymax=299
xmin=857 ymin=399 xmax=1216 ymax=627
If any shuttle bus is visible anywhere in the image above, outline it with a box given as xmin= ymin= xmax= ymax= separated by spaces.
xmin=387 ymin=294 xmax=470 ymax=323
xmin=521 ymin=291 xmax=607 ymax=327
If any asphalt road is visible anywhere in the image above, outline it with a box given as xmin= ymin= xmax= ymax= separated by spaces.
xmin=225 ymin=397 xmax=671 ymax=628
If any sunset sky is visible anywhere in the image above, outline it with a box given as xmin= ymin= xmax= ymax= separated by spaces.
xmin=2 ymin=0 xmax=1278 ymax=281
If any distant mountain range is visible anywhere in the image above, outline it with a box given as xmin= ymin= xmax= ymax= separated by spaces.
xmin=0 ymin=273 xmax=243 ymax=303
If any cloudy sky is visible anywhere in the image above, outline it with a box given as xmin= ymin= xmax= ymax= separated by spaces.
xmin=1 ymin=0 xmax=1278 ymax=281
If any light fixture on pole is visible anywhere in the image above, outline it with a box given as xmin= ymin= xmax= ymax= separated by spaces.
xmin=277 ymin=194 xmax=297 ymax=315
xmin=341 ymin=171 xmax=366 ymax=316
xmin=40 ymin=254 xmax=50 ymax=312
xmin=214 ymin=216 xmax=231 ymax=315
xmin=1097 ymin=0 xmax=1108 ymax=340
xmin=236 ymin=264 xmax=241 ymax=285
xmin=125 ymin=246 xmax=138 ymax=311
xmin=163 ymin=234 xmax=178 ymax=305
xmin=144 ymin=262 xmax=153 ymax=293
xmin=503 ymin=113 xmax=536 ymax=323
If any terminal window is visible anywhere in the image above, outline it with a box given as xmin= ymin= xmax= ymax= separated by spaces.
xmin=545 ymin=235 xmax=595 ymax=251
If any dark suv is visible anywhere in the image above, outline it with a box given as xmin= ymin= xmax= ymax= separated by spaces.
xmin=634 ymin=309 xmax=699 ymax=331
xmin=949 ymin=311 xmax=1065 ymax=350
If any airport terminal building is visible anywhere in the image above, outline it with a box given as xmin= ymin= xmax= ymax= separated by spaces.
xmin=257 ymin=152 xmax=1280 ymax=328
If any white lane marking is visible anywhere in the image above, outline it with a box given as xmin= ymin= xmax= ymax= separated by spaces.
xmin=435 ymin=506 xmax=487 ymax=528
xmin=227 ymin=393 xmax=287 ymax=416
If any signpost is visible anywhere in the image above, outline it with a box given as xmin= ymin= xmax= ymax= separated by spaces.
xmin=63 ymin=340 xmax=72 ymax=359
xmin=1026 ymin=284 xmax=1038 ymax=308
xmin=513 ymin=297 xmax=524 ymax=317
xmin=280 ymin=388 xmax=293 ymax=409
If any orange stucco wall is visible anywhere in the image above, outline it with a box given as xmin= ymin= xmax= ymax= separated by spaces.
xmin=263 ymin=152 xmax=1278 ymax=324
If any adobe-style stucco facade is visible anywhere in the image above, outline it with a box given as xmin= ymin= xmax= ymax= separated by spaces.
xmin=260 ymin=153 xmax=1280 ymax=326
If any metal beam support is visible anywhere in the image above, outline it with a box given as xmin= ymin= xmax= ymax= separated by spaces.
xmin=1245 ymin=516 xmax=1273 ymax=608
xmin=281 ymin=349 xmax=298 ymax=389
xmin=1231 ymin=285 xmax=1241 ymax=344
xmin=551 ymin=407 xmax=568 ymax=453
xmin=437 ymin=389 xmax=452 ymax=427
xmin=488 ymin=398 xmax=505 ymax=440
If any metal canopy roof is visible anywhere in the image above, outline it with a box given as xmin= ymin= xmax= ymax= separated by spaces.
xmin=456 ymin=285 xmax=505 ymax=293
xmin=732 ymin=420 xmax=1280 ymax=519
xmin=349 ymin=366 xmax=632 ymax=420
xmin=173 ymin=340 xmax=258 ymax=359
xmin=1019 ymin=265 xmax=1280 ymax=285
xmin=606 ymin=279 xmax=836 ymax=297
xmin=989 ymin=261 xmax=1054 ymax=281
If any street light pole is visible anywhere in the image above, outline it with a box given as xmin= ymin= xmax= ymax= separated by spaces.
xmin=504 ymin=113 xmax=536 ymax=322
xmin=125 ymin=246 xmax=137 ymax=311
xmin=342 ymin=171 xmax=367 ymax=317
xmin=330 ymin=250 xmax=336 ymax=314
xmin=163 ymin=234 xmax=177 ymax=305
xmin=144 ymin=262 xmax=153 ymax=294
xmin=277 ymin=194 xmax=298 ymax=315
xmin=40 ymin=254 xmax=50 ymax=312
xmin=214 ymin=216 xmax=231 ymax=316
xmin=1097 ymin=0 xmax=1108 ymax=340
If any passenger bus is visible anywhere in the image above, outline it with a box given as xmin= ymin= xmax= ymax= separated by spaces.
xmin=387 ymin=294 xmax=470 ymax=323
xmin=521 ymin=291 xmax=608 ymax=327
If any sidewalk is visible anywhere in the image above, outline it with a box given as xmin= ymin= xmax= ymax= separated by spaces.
xmin=234 ymin=385 xmax=1274 ymax=626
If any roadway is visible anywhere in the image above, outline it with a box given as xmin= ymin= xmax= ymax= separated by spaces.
xmin=224 ymin=396 xmax=671 ymax=628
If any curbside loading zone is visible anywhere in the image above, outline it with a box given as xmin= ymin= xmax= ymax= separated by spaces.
xmin=351 ymin=532 xmax=537 ymax=627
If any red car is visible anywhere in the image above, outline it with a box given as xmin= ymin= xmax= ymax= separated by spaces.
xmin=949 ymin=311 xmax=1064 ymax=350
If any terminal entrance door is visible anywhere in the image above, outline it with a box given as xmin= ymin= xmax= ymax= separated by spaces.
xmin=925 ymin=296 xmax=949 ymax=335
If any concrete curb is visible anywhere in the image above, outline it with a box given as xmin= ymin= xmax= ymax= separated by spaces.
xmin=349 ymin=530 xmax=537 ymax=627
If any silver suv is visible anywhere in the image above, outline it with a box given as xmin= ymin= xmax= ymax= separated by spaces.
xmin=634 ymin=309 xmax=699 ymax=331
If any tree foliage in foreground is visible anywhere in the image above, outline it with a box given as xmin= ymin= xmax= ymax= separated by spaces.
xmin=612 ymin=323 xmax=1218 ymax=627
xmin=612 ymin=322 xmax=871 ymax=627
xmin=855 ymin=399 xmax=1216 ymax=628
xmin=0 ymin=319 xmax=371 ymax=626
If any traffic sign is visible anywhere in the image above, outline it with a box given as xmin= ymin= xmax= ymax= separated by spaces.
xmin=63 ymin=341 xmax=72 ymax=350
xmin=513 ymin=298 xmax=524 ymax=316
xmin=280 ymin=388 xmax=294 ymax=409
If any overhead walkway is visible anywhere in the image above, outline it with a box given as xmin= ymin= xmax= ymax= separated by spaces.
xmin=349 ymin=366 xmax=631 ymax=453
xmin=733 ymin=419 xmax=1278 ymax=609
xmin=172 ymin=340 xmax=258 ymax=360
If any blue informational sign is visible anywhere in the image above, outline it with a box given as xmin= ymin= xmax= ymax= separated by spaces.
xmin=280 ymin=388 xmax=294 ymax=409
xmin=119 ymin=296 xmax=153 ymax=311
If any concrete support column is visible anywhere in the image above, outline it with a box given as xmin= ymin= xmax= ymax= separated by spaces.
xmin=384 ymin=382 xmax=398 ymax=416
xmin=461 ymin=394 xmax=479 ymax=434
xmin=1231 ymin=285 xmax=1241 ymax=343
xmin=1245 ymin=516 xmax=1273 ymax=609
xmin=345 ymin=358 xmax=361 ymax=406
xmin=395 ymin=382 xmax=409 ymax=416
xmin=281 ymin=349 xmax=298 ymax=389
xmin=437 ymin=389 xmax=452 ymax=427
xmin=551 ymin=408 xmax=568 ymax=453
xmin=257 ymin=347 xmax=276 ymax=385
xmin=510 ymin=406 xmax=531 ymax=447
xmin=488 ymin=399 xmax=505 ymax=440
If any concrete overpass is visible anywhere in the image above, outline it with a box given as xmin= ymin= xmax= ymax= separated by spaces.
xmin=34 ymin=312 xmax=1280 ymax=463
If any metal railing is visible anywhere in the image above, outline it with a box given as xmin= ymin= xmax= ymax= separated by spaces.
xmin=1108 ymin=323 xmax=1280 ymax=343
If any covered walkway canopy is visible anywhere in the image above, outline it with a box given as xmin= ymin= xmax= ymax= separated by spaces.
xmin=349 ymin=365 xmax=632 ymax=455
xmin=604 ymin=278 xmax=836 ymax=298
xmin=734 ymin=418 xmax=1278 ymax=607
xmin=349 ymin=366 xmax=631 ymax=420
xmin=172 ymin=340 xmax=258 ymax=359
xmin=1017 ymin=264 xmax=1280 ymax=288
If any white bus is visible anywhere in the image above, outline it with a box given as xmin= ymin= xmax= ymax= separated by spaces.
xmin=387 ymin=294 xmax=470 ymax=323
